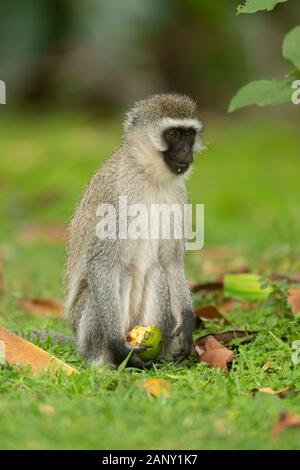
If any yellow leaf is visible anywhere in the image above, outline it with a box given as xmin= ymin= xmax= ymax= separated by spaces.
xmin=0 ymin=326 xmax=77 ymax=375
xmin=138 ymin=378 xmax=172 ymax=398
xmin=38 ymin=404 xmax=55 ymax=415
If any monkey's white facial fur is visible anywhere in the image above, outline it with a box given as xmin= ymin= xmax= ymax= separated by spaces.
xmin=124 ymin=94 xmax=204 ymax=182
xmin=126 ymin=118 xmax=203 ymax=183
xmin=147 ymin=117 xmax=203 ymax=153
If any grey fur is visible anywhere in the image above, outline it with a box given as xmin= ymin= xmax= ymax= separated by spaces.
xmin=64 ymin=93 xmax=202 ymax=368
xmin=124 ymin=93 xmax=198 ymax=132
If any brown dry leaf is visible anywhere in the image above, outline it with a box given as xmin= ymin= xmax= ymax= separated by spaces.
xmin=194 ymin=305 xmax=229 ymax=324
xmin=18 ymin=298 xmax=62 ymax=317
xmin=18 ymin=223 xmax=66 ymax=245
xmin=287 ymin=288 xmax=300 ymax=315
xmin=0 ymin=326 xmax=77 ymax=375
xmin=190 ymin=281 xmax=224 ymax=293
xmin=195 ymin=335 xmax=234 ymax=372
xmin=253 ymin=387 xmax=290 ymax=398
xmin=272 ymin=411 xmax=300 ymax=437
xmin=138 ymin=378 xmax=172 ymax=398
xmin=195 ymin=330 xmax=254 ymax=348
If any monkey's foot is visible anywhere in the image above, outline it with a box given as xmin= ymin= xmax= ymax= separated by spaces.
xmin=169 ymin=324 xmax=193 ymax=361
xmin=169 ymin=323 xmax=183 ymax=339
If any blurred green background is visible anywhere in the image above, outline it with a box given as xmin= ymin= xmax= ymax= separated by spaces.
xmin=0 ymin=0 xmax=299 ymax=257
xmin=0 ymin=0 xmax=299 ymax=319
xmin=0 ymin=0 xmax=300 ymax=110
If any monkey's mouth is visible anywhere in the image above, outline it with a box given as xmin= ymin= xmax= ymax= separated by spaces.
xmin=167 ymin=161 xmax=190 ymax=175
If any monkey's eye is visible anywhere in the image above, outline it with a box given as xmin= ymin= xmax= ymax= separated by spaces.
xmin=165 ymin=129 xmax=179 ymax=140
xmin=184 ymin=130 xmax=195 ymax=136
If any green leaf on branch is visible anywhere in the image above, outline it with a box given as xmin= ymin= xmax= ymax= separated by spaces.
xmin=237 ymin=0 xmax=288 ymax=14
xmin=228 ymin=77 xmax=294 ymax=112
xmin=283 ymin=26 xmax=300 ymax=70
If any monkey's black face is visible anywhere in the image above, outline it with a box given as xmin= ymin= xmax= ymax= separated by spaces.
xmin=162 ymin=127 xmax=196 ymax=175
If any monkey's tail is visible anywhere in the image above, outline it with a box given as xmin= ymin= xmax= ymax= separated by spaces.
xmin=13 ymin=329 xmax=75 ymax=345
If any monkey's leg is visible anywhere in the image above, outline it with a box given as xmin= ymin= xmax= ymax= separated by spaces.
xmin=76 ymin=290 xmax=114 ymax=366
xmin=164 ymin=259 xmax=195 ymax=360
xmin=141 ymin=264 xmax=175 ymax=358
xmin=77 ymin=252 xmax=147 ymax=368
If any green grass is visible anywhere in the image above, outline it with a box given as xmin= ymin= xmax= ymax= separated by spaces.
xmin=0 ymin=110 xmax=300 ymax=449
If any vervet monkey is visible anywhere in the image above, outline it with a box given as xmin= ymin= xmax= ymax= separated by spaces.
xmin=64 ymin=94 xmax=203 ymax=367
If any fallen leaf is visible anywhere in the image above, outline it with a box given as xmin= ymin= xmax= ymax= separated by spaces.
xmin=138 ymin=378 xmax=172 ymax=398
xmin=272 ymin=411 xmax=300 ymax=437
xmin=253 ymin=386 xmax=290 ymax=398
xmin=194 ymin=305 xmax=230 ymax=325
xmin=287 ymin=288 xmax=300 ymax=315
xmin=262 ymin=361 xmax=270 ymax=372
xmin=194 ymin=330 xmax=255 ymax=348
xmin=18 ymin=223 xmax=66 ymax=245
xmin=18 ymin=298 xmax=62 ymax=317
xmin=0 ymin=340 xmax=6 ymax=364
xmin=0 ymin=326 xmax=77 ymax=375
xmin=194 ymin=335 xmax=234 ymax=372
xmin=190 ymin=281 xmax=224 ymax=293
xmin=38 ymin=404 xmax=55 ymax=415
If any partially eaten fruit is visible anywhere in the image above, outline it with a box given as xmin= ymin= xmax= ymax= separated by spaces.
xmin=126 ymin=325 xmax=163 ymax=361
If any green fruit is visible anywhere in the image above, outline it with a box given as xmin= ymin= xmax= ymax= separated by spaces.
xmin=126 ymin=325 xmax=163 ymax=361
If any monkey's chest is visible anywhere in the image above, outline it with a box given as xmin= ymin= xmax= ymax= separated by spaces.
xmin=130 ymin=238 xmax=160 ymax=272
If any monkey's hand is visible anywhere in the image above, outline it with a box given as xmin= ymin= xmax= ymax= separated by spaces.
xmin=113 ymin=340 xmax=153 ymax=369
xmin=170 ymin=310 xmax=195 ymax=361
xmin=127 ymin=344 xmax=154 ymax=369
